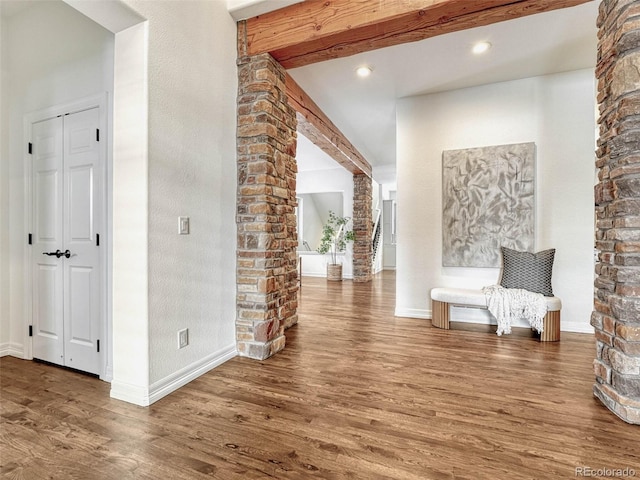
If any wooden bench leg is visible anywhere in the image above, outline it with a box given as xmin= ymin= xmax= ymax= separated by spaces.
xmin=541 ymin=311 xmax=561 ymax=342
xmin=432 ymin=300 xmax=450 ymax=330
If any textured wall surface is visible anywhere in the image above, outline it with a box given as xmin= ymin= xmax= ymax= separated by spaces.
xmin=593 ymin=0 xmax=640 ymax=425
xmin=121 ymin=0 xmax=238 ymax=386
xmin=0 ymin=14 xmax=7 ymax=352
xmin=236 ymin=53 xmax=298 ymax=360
xmin=353 ymin=174 xmax=373 ymax=282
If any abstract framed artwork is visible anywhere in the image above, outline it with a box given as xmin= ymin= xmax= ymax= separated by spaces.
xmin=442 ymin=142 xmax=535 ymax=267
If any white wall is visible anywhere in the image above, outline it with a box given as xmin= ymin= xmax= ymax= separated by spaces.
xmin=372 ymin=180 xmax=384 ymax=274
xmin=382 ymin=199 xmax=396 ymax=270
xmin=109 ymin=18 xmax=150 ymax=404
xmin=1 ymin=1 xmax=114 ymax=357
xmin=0 ymin=13 xmax=9 ymax=353
xmin=120 ymin=0 xmax=238 ymax=392
xmin=298 ymin=167 xmax=354 ymax=278
xmin=396 ymin=70 xmax=595 ymax=333
xmin=298 ymin=193 xmax=323 ymax=249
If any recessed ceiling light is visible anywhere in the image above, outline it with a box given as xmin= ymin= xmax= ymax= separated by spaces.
xmin=472 ymin=41 xmax=492 ymax=54
xmin=356 ymin=65 xmax=373 ymax=78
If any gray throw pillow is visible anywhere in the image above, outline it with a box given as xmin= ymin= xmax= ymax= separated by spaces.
xmin=500 ymin=247 xmax=555 ymax=297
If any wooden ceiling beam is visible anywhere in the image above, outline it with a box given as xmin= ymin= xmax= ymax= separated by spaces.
xmin=245 ymin=0 xmax=593 ymax=69
xmin=285 ymin=75 xmax=372 ymax=177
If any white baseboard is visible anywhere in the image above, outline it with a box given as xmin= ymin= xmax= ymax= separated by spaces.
xmin=393 ymin=307 xmax=595 ymax=334
xmin=110 ymin=380 xmax=152 ymax=406
xmin=110 ymin=344 xmax=237 ymax=407
xmin=149 ymin=344 xmax=237 ymax=404
xmin=449 ymin=308 xmax=595 ymax=333
xmin=560 ymin=321 xmax=594 ymax=334
xmin=0 ymin=343 xmax=25 ymax=358
xmin=301 ymin=273 xmax=354 ymax=279
xmin=395 ymin=307 xmax=431 ymax=319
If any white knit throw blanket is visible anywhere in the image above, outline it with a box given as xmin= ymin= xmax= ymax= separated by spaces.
xmin=482 ymin=285 xmax=547 ymax=336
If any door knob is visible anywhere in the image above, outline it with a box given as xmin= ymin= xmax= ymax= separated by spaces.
xmin=63 ymin=250 xmax=71 ymax=258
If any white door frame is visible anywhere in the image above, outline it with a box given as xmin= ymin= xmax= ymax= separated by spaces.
xmin=23 ymin=93 xmax=110 ymax=380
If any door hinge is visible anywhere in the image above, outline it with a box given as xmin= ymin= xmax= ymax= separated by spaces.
xmin=96 ymin=233 xmax=100 ymax=246
xmin=28 ymin=233 xmax=32 ymax=245
xmin=28 ymin=142 xmax=33 ymax=154
xmin=97 ymin=339 xmax=100 ymax=353
xmin=96 ymin=129 xmax=100 ymax=142
xmin=29 ymin=325 xmax=33 ymax=337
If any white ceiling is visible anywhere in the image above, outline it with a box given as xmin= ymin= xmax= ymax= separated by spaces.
xmin=286 ymin=2 xmax=599 ymax=181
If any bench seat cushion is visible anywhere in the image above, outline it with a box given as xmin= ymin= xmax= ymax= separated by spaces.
xmin=431 ymin=287 xmax=561 ymax=311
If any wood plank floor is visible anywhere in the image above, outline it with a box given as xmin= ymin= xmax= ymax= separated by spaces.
xmin=2 ymin=271 xmax=639 ymax=479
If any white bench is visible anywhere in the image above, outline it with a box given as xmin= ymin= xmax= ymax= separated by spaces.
xmin=430 ymin=287 xmax=562 ymax=342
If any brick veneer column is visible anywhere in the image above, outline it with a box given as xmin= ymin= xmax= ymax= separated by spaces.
xmin=593 ymin=0 xmax=640 ymax=424
xmin=353 ymin=174 xmax=373 ymax=282
xmin=236 ymin=53 xmax=298 ymax=360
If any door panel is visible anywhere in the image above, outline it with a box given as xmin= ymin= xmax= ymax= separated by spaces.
xmin=68 ymin=165 xmax=93 ymax=240
xmin=32 ymin=117 xmax=64 ymax=365
xmin=36 ymin=171 xmax=59 ymax=240
xmin=36 ymin=266 xmax=57 ymax=334
xmin=35 ymin=265 xmax=62 ymax=335
xmin=68 ymin=267 xmax=92 ymax=342
xmin=34 ymin=264 xmax=63 ymax=363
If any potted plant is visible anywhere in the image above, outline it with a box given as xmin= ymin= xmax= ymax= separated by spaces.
xmin=316 ymin=210 xmax=356 ymax=281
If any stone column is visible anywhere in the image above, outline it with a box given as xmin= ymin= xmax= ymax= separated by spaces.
xmin=593 ymin=0 xmax=640 ymax=424
xmin=353 ymin=173 xmax=373 ymax=282
xmin=236 ymin=53 xmax=298 ymax=360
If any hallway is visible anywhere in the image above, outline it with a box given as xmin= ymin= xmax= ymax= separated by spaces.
xmin=1 ymin=272 xmax=638 ymax=479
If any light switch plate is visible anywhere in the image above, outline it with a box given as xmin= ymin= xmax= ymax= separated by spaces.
xmin=178 ymin=328 xmax=189 ymax=349
xmin=178 ymin=216 xmax=190 ymax=235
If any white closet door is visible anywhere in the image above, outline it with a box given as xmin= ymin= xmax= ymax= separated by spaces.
xmin=31 ymin=107 xmax=103 ymax=375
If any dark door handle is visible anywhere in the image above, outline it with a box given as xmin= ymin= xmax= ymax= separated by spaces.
xmin=42 ymin=250 xmax=71 ymax=258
